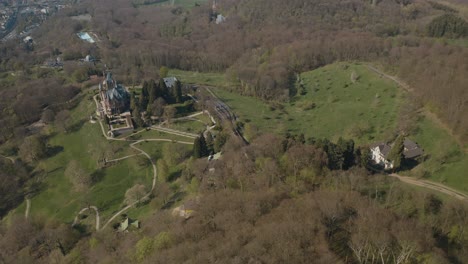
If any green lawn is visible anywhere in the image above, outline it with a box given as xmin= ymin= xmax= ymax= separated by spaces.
xmin=10 ymin=99 xmax=153 ymax=223
xmin=405 ymin=117 xmax=468 ymax=193
xmin=168 ymin=69 xmax=238 ymax=89
xmin=167 ymin=119 xmax=207 ymax=134
xmin=213 ymin=63 xmax=401 ymax=144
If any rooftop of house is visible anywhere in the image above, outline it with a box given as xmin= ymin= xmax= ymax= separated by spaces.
xmin=371 ymin=138 xmax=423 ymax=159
xmin=403 ymin=139 xmax=423 ymax=159
xmin=163 ymin=77 xmax=178 ymax=88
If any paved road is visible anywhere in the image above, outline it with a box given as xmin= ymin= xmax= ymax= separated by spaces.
xmin=390 ymin=174 xmax=468 ymax=201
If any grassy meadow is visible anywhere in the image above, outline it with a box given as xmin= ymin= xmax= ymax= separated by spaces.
xmin=213 ymin=63 xmax=402 ymax=144
xmin=170 ymin=63 xmax=468 ymax=193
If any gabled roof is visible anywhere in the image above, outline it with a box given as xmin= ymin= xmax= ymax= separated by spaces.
xmin=371 ymin=142 xmax=392 ymax=158
xmin=404 ymin=139 xmax=419 ymax=150
xmin=371 ymin=138 xmax=423 ymax=160
xmin=163 ymin=77 xmax=178 ymax=88
xmin=379 ymin=144 xmax=392 ymax=158
xmin=404 ymin=148 xmax=424 ymax=159
xmin=403 ymin=139 xmax=423 ymax=158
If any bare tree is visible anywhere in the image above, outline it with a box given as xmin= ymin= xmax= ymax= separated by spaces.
xmin=124 ymin=184 xmax=149 ymax=206
xmin=65 ymin=160 xmax=92 ymax=192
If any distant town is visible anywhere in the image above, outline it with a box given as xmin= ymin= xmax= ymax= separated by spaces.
xmin=0 ymin=0 xmax=72 ymax=42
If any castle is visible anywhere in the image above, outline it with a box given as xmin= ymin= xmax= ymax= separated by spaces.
xmin=98 ymin=72 xmax=130 ymax=117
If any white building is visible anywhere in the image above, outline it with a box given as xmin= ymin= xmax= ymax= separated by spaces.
xmin=370 ymin=142 xmax=394 ymax=170
xmin=370 ymin=139 xmax=423 ymax=170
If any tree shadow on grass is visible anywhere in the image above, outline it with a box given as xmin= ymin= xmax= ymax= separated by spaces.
xmin=46 ymin=145 xmax=64 ymax=157
xmin=167 ymin=170 xmax=182 ymax=182
xmin=72 ymin=223 xmax=89 ymax=235
xmin=401 ymin=159 xmax=420 ymax=171
xmin=67 ymin=119 xmax=88 ymax=133
xmin=161 ymin=191 xmax=187 ymax=210
xmin=91 ymin=169 xmax=106 ymax=184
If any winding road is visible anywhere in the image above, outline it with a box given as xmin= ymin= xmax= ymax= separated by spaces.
xmin=71 ymin=95 xmax=194 ymax=231
xmin=72 ymin=206 xmax=100 ymax=230
xmin=390 ymin=174 xmax=468 ymax=201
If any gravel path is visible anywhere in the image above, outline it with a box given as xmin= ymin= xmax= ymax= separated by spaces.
xmin=71 ymin=95 xmax=194 ymax=231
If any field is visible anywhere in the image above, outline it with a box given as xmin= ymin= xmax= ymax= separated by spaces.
xmin=166 ymin=113 xmax=211 ymax=134
xmin=170 ymin=63 xmax=468 ymax=193
xmin=213 ymin=63 xmax=402 ymax=144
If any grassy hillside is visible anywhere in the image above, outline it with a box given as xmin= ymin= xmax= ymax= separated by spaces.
xmin=407 ymin=117 xmax=468 ymax=193
xmin=170 ymin=63 xmax=468 ymax=193
xmin=212 ymin=63 xmax=401 ymax=144
xmin=3 ymin=98 xmax=152 ymax=224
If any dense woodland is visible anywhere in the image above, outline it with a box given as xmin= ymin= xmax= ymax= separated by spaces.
xmin=1 ymin=135 xmax=468 ymax=263
xmin=1 ymin=0 xmax=468 ymax=263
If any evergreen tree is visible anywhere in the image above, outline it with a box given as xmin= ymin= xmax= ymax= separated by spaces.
xmin=337 ymin=137 xmax=355 ymax=170
xmin=388 ymin=135 xmax=405 ymax=171
xmin=140 ymin=81 xmax=149 ymax=111
xmin=159 ymin=78 xmax=169 ymax=101
xmin=193 ymin=137 xmax=202 ymax=158
xmin=130 ymin=92 xmax=139 ymax=112
xmin=355 ymin=147 xmax=370 ymax=168
xmin=199 ymin=133 xmax=208 ymax=157
xmin=132 ymin=107 xmax=144 ymax=128
xmin=175 ymin=80 xmax=183 ymax=103
xmin=147 ymin=80 xmax=157 ymax=109
xmin=193 ymin=134 xmax=208 ymax=158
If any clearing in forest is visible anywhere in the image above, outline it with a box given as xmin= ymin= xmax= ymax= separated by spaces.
xmin=213 ymin=63 xmax=402 ymax=144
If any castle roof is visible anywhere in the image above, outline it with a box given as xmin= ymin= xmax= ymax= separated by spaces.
xmin=105 ymin=84 xmax=128 ymax=102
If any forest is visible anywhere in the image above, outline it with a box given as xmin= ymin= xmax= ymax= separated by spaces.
xmin=1 ymin=0 xmax=466 ymax=143
xmin=1 ymin=134 xmax=468 ymax=263
xmin=1 ymin=0 xmax=468 ymax=263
